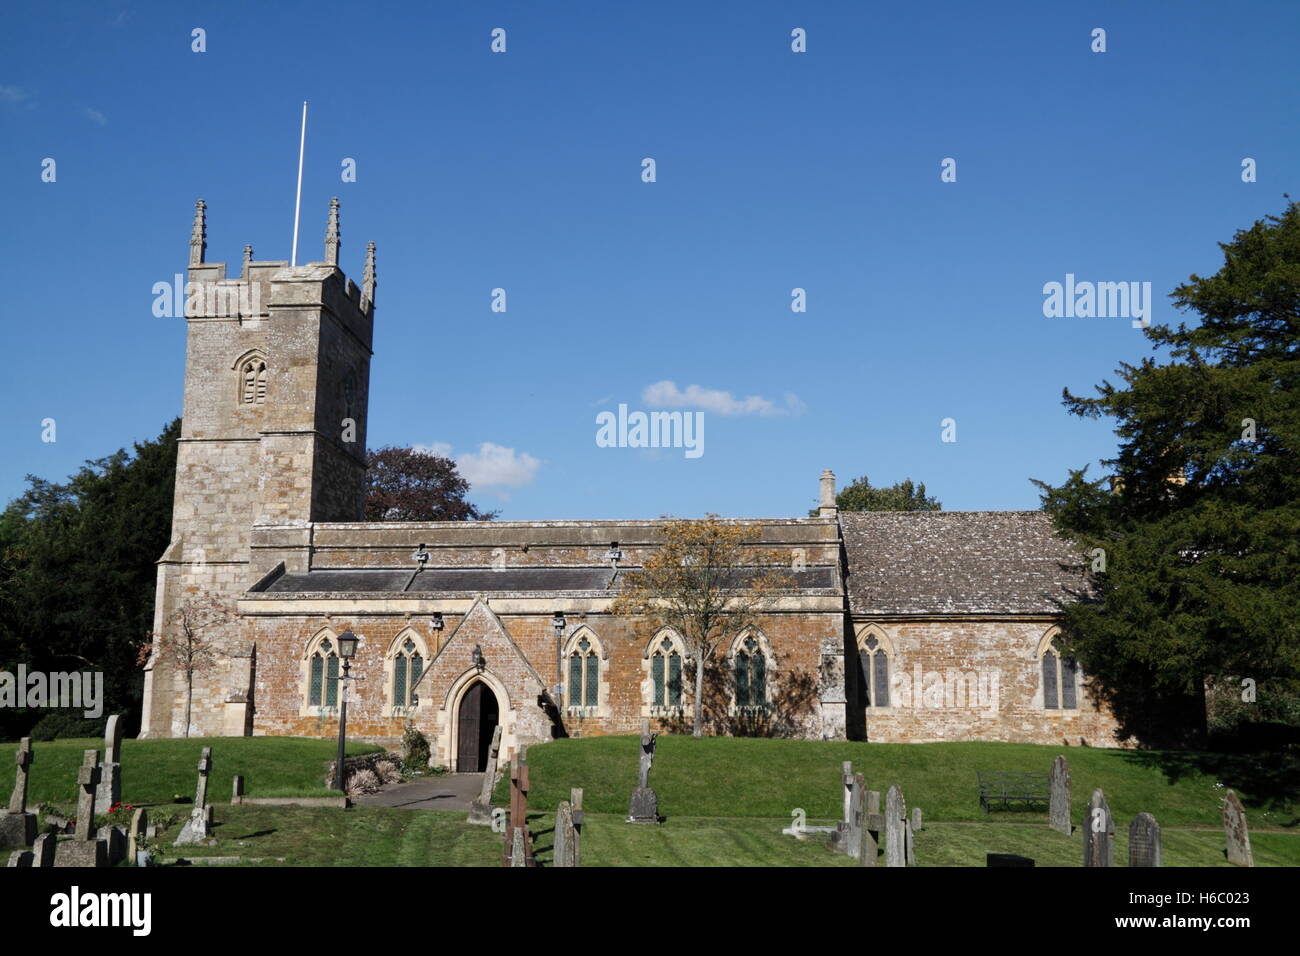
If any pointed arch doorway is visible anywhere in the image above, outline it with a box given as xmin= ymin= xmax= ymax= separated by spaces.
xmin=456 ymin=681 xmax=500 ymax=772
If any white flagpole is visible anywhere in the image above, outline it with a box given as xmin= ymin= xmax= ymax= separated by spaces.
xmin=291 ymin=100 xmax=308 ymax=267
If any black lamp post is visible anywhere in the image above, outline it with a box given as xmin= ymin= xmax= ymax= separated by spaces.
xmin=333 ymin=629 xmax=359 ymax=792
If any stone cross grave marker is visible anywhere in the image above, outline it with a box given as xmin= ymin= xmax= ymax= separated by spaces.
xmin=75 ymin=750 xmax=101 ymax=841
xmin=1222 ymin=790 xmax=1254 ymax=867
xmin=0 ymin=737 xmax=37 ymax=848
xmin=468 ymin=724 xmax=503 ymax=826
xmin=1128 ymin=812 xmax=1160 ymax=867
xmin=836 ymin=772 xmax=864 ymax=861
xmin=1082 ymin=788 xmax=1114 ymax=867
xmin=174 ymin=747 xmax=213 ymax=845
xmin=7 ymin=737 xmax=32 ymax=814
xmin=627 ymin=719 xmax=659 ymax=823
xmin=885 ymin=784 xmax=907 ymax=867
xmin=128 ymin=808 xmax=149 ymax=865
xmin=501 ymin=752 xmax=534 ymax=867
xmin=95 ymin=714 xmax=124 ymax=814
xmin=1049 ymin=754 xmax=1072 ymax=835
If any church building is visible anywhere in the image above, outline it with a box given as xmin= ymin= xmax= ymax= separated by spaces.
xmin=140 ymin=200 xmax=1124 ymax=764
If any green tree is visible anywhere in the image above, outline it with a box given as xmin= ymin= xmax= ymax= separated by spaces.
xmin=1033 ymin=201 xmax=1300 ymax=747
xmin=0 ymin=419 xmax=179 ymax=739
xmin=365 ymin=446 xmax=497 ymax=521
xmin=810 ymin=475 xmax=941 ymax=515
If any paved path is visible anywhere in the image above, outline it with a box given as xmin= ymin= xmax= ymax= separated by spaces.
xmin=354 ymin=773 xmax=484 ymax=812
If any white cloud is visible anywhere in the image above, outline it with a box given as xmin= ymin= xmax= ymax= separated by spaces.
xmin=641 ymin=380 xmax=804 ymax=417
xmin=0 ymin=86 xmax=33 ymax=108
xmin=82 ymin=106 xmax=107 ymax=126
xmin=414 ymin=441 xmax=541 ymax=494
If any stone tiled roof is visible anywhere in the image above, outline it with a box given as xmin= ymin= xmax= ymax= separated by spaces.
xmin=840 ymin=511 xmax=1086 ymax=616
xmin=253 ymin=566 xmax=838 ymax=596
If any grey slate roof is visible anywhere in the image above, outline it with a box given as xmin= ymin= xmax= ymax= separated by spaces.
xmin=839 ymin=511 xmax=1086 ymax=616
xmin=254 ymin=566 xmax=838 ymax=595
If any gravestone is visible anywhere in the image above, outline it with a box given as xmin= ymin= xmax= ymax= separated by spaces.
xmin=1128 ymin=812 xmax=1161 ymax=867
xmin=53 ymin=751 xmax=108 ymax=867
xmin=467 ymin=724 xmax=503 ymax=825
xmin=98 ymin=825 xmax=127 ymax=865
xmin=94 ymin=714 xmax=123 ymax=814
xmin=1222 ymin=790 xmax=1254 ymax=867
xmin=905 ymin=814 xmax=916 ymax=866
xmin=1049 ymin=754 xmax=1072 ymax=835
xmin=174 ymin=747 xmax=214 ymax=846
xmin=1082 ymin=788 xmax=1114 ymax=867
xmin=841 ymin=761 xmax=853 ymax=825
xmin=128 ymin=808 xmax=149 ymax=864
xmin=32 ymin=832 xmax=55 ymax=867
xmin=862 ymin=790 xmax=882 ymax=867
xmin=0 ymin=737 xmax=37 ymax=847
xmin=912 ymin=807 xmax=923 ymax=832
xmin=6 ymin=849 xmax=30 ymax=867
xmin=501 ymin=752 xmax=535 ymax=867
xmin=885 ymin=784 xmax=907 ymax=867
xmin=831 ymin=772 xmax=864 ymax=860
xmin=570 ymin=788 xmax=584 ymax=866
xmin=553 ymin=800 xmax=577 ymax=867
xmin=627 ymin=720 xmax=659 ymax=823
xmin=231 ymin=775 xmax=244 ymax=804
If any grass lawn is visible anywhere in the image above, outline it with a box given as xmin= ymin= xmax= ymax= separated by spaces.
xmin=501 ymin=736 xmax=1299 ymax=831
xmin=0 ymin=736 xmax=384 ymax=809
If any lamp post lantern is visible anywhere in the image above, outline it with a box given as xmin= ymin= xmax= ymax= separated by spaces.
xmin=332 ymin=630 xmax=360 ymax=792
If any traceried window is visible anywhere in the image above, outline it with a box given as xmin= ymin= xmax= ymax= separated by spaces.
xmin=392 ymin=637 xmax=423 ymax=709
xmin=734 ymin=635 xmax=767 ymax=709
xmin=860 ymin=633 xmax=890 ymax=708
xmin=1041 ymin=636 xmax=1079 ymax=710
xmin=568 ymin=636 xmax=599 ymax=710
xmin=241 ymin=358 xmax=267 ymax=405
xmin=309 ymin=637 xmax=339 ymax=708
xmin=651 ymin=637 xmax=683 ymax=708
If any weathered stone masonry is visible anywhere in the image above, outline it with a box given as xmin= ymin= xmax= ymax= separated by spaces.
xmin=141 ymin=200 xmax=1124 ymax=757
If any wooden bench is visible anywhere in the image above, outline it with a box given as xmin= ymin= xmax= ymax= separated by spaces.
xmin=977 ymin=771 xmax=1050 ymax=814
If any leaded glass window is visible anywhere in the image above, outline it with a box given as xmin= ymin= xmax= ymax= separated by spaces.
xmin=651 ymin=638 xmax=683 ymax=708
xmin=568 ymin=636 xmax=599 ymax=710
xmin=1042 ymin=637 xmax=1078 ymax=710
xmin=860 ymin=633 xmax=890 ymax=708
xmin=309 ymin=637 xmax=338 ymax=709
xmin=392 ymin=637 xmax=423 ymax=709
xmin=735 ymin=636 xmax=766 ymax=709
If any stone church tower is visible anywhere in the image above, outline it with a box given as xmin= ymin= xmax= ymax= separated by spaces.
xmin=141 ymin=199 xmax=376 ymax=737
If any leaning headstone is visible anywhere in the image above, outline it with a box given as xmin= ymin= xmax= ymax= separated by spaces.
xmin=626 ymin=720 xmax=659 ymax=823
xmin=0 ymin=737 xmax=37 ymax=847
xmin=1128 ymin=812 xmax=1161 ymax=867
xmin=570 ymin=788 xmax=584 ymax=867
xmin=1222 ymin=790 xmax=1254 ymax=867
xmin=553 ymin=800 xmax=577 ymax=867
xmin=467 ymin=725 xmax=503 ymax=825
xmin=1049 ymin=754 xmax=1072 ymax=835
xmin=174 ymin=747 xmax=214 ymax=846
xmin=885 ymin=784 xmax=907 ymax=867
xmin=1082 ymin=788 xmax=1114 ymax=867
xmin=128 ymin=808 xmax=149 ymax=864
xmin=94 ymin=714 xmax=124 ymax=814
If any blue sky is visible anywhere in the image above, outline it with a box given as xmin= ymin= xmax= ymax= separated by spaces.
xmin=2 ymin=1 xmax=1297 ymax=519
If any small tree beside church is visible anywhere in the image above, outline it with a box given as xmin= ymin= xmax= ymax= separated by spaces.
xmin=142 ymin=596 xmax=234 ymax=738
xmin=612 ymin=516 xmax=791 ymax=737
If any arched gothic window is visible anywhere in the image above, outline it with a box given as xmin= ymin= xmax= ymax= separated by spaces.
xmin=734 ymin=634 xmax=768 ymax=709
xmin=1041 ymin=633 xmax=1079 ymax=710
xmin=392 ymin=636 xmax=424 ymax=709
xmin=651 ymin=636 xmax=683 ymax=708
xmin=568 ymin=635 xmax=599 ymax=710
xmin=241 ymin=358 xmax=267 ymax=405
xmin=859 ymin=631 xmax=890 ymax=708
xmin=308 ymin=636 xmax=339 ymax=708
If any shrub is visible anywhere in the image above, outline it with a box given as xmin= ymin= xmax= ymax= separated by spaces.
xmin=400 ymin=723 xmax=430 ymax=772
xmin=374 ymin=759 xmax=401 ymax=785
xmin=345 ymin=769 xmax=381 ymax=798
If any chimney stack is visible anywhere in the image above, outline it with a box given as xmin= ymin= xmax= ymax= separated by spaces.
xmin=819 ymin=469 xmax=837 ymax=517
